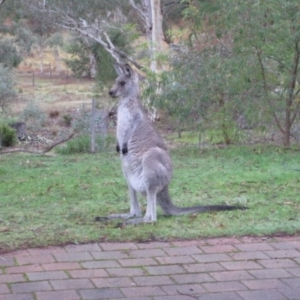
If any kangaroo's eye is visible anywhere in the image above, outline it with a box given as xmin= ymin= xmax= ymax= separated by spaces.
xmin=120 ymin=81 xmax=126 ymax=86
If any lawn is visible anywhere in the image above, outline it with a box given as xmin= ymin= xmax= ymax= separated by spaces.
xmin=0 ymin=144 xmax=299 ymax=253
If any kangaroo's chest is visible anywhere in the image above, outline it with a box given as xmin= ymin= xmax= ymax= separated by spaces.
xmin=117 ymin=105 xmax=135 ymax=143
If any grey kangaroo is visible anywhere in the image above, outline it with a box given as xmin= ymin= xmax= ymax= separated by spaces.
xmin=102 ymin=63 xmax=243 ymax=224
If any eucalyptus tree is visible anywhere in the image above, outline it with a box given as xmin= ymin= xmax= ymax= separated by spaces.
xmin=24 ymin=0 xmax=142 ymax=68
xmin=23 ymin=0 xmax=179 ymax=119
xmin=185 ymin=0 xmax=300 ymax=146
xmin=0 ymin=64 xmax=16 ymax=112
xmin=159 ymin=0 xmax=300 ymax=146
xmin=23 ymin=0 xmax=183 ymax=72
xmin=220 ymin=0 xmax=300 ymax=146
xmin=0 ymin=0 xmax=19 ymax=113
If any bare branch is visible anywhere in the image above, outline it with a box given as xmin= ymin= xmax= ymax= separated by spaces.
xmin=0 ymin=132 xmax=76 ymax=155
xmin=291 ymin=87 xmax=300 ymax=124
xmin=256 ymin=50 xmax=285 ymax=134
xmin=129 ymin=0 xmax=152 ymax=35
xmin=74 ymin=26 xmax=143 ymax=69
xmin=42 ymin=132 xmax=75 ymax=153
xmin=24 ymin=1 xmax=144 ymax=69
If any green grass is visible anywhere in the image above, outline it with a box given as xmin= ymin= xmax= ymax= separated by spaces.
xmin=0 ymin=145 xmax=300 ymax=252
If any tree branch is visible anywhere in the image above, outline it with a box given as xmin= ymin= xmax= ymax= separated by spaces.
xmin=291 ymin=87 xmax=300 ymax=125
xmin=42 ymin=131 xmax=75 ymax=153
xmin=24 ymin=0 xmax=144 ymax=69
xmin=256 ymin=50 xmax=285 ymax=134
xmin=129 ymin=0 xmax=148 ymax=27
xmin=0 ymin=132 xmax=76 ymax=155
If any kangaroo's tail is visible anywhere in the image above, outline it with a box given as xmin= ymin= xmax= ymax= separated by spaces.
xmin=157 ymin=186 xmax=247 ymax=216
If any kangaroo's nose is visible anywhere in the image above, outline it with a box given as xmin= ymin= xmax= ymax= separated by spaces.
xmin=109 ymin=90 xmax=114 ymax=96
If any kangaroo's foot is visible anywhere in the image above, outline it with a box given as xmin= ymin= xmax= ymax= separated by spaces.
xmin=94 ymin=212 xmax=141 ymax=222
xmin=124 ymin=215 xmax=155 ymax=225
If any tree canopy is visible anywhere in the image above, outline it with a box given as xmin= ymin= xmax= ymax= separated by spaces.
xmin=1 ymin=0 xmax=300 ymax=145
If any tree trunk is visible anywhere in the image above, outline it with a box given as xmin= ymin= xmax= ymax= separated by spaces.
xmin=284 ymin=40 xmax=300 ymax=146
xmin=89 ymin=52 xmax=97 ymax=79
xmin=218 ymin=93 xmax=232 ymax=145
xmin=150 ymin=0 xmax=164 ymax=72
xmin=53 ymin=47 xmax=61 ymax=75
xmin=39 ymin=45 xmax=44 ymax=73
xmin=148 ymin=0 xmax=164 ymax=121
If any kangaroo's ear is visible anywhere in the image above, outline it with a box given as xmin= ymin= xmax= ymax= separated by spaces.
xmin=113 ymin=63 xmax=124 ymax=76
xmin=124 ymin=64 xmax=133 ymax=78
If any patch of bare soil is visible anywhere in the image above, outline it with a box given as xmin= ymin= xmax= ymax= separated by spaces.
xmin=6 ymin=71 xmax=99 ymax=152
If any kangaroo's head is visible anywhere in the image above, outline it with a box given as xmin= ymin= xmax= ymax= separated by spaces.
xmin=109 ymin=63 xmax=139 ymax=98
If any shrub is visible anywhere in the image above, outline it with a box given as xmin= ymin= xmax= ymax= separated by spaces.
xmin=0 ymin=64 xmax=17 ymax=112
xmin=0 ymin=123 xmax=18 ymax=147
xmin=19 ymin=103 xmax=46 ymax=131
xmin=56 ymin=134 xmax=110 ymax=154
xmin=62 ymin=114 xmax=72 ymax=126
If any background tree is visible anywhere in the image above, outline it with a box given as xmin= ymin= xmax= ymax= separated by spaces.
xmin=23 ymin=0 xmax=141 ymax=67
xmin=0 ymin=0 xmax=19 ymax=113
xmin=46 ymin=32 xmax=63 ymax=74
xmin=64 ymin=28 xmax=134 ymax=84
xmin=151 ymin=0 xmax=300 ymax=146
xmin=219 ymin=0 xmax=300 ymax=146
xmin=0 ymin=64 xmax=16 ymax=112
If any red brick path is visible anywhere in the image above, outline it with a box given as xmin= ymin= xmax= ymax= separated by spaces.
xmin=0 ymin=236 xmax=300 ymax=299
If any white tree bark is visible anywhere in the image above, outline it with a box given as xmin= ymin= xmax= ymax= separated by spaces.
xmin=129 ymin=0 xmax=165 ymax=120
xmin=89 ymin=52 xmax=97 ymax=79
xmin=150 ymin=0 xmax=164 ymax=72
xmin=39 ymin=44 xmax=44 ymax=73
xmin=129 ymin=0 xmax=165 ymax=72
xmin=53 ymin=47 xmax=61 ymax=74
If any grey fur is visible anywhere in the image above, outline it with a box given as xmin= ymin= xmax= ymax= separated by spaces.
xmin=102 ymin=63 xmax=244 ymax=224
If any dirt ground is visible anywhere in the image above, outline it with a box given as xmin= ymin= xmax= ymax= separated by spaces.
xmin=5 ymin=70 xmax=114 ymax=151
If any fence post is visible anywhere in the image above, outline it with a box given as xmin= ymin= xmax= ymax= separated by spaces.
xmin=90 ymin=99 xmax=96 ymax=153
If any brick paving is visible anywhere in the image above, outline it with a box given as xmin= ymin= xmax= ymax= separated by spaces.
xmin=0 ymin=236 xmax=300 ymax=299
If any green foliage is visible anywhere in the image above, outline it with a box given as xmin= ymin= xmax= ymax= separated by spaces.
xmin=64 ymin=28 xmax=134 ymax=87
xmin=146 ymin=50 xmax=251 ymax=144
xmin=56 ymin=135 xmax=91 ymax=154
xmin=14 ymin=23 xmax=36 ymax=54
xmin=63 ymin=36 xmax=90 ymax=77
xmin=62 ymin=114 xmax=73 ymax=126
xmin=0 ymin=64 xmax=16 ymax=112
xmin=0 ymin=38 xmax=22 ymax=68
xmin=163 ymin=0 xmax=300 ymax=146
xmin=56 ymin=134 xmax=112 ymax=154
xmin=19 ymin=103 xmax=46 ymax=131
xmin=204 ymin=106 xmax=241 ymax=145
xmin=0 ymin=123 xmax=17 ymax=147
xmin=199 ymin=0 xmax=300 ymax=145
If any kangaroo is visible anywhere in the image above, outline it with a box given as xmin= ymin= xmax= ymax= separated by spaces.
xmin=101 ymin=63 xmax=244 ymax=225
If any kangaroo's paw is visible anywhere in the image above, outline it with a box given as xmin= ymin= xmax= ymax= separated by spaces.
xmin=124 ymin=216 xmax=155 ymax=225
xmin=121 ymin=142 xmax=128 ymax=155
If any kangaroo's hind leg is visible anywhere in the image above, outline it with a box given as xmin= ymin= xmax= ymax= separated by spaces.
xmin=95 ymin=184 xmax=142 ymax=222
xmin=125 ymin=188 xmax=157 ymax=225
